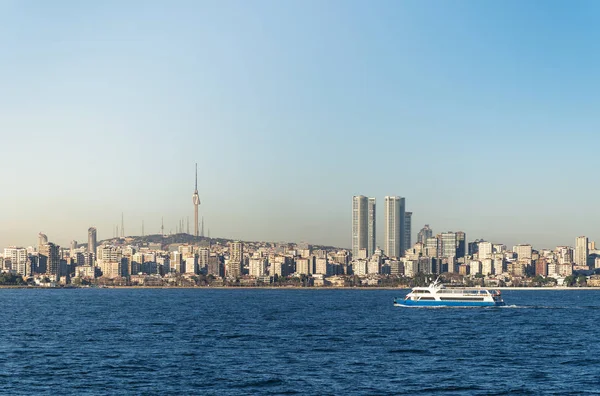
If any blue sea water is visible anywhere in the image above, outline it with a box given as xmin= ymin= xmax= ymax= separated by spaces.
xmin=0 ymin=288 xmax=599 ymax=395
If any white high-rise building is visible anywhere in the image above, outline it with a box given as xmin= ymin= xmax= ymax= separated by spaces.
xmin=4 ymin=247 xmax=28 ymax=276
xmin=514 ymin=244 xmax=533 ymax=260
xmin=352 ymin=196 xmax=376 ymax=258
xmin=478 ymin=242 xmax=493 ymax=260
xmin=249 ymin=257 xmax=267 ymax=277
xmin=227 ymin=241 xmax=243 ymax=277
xmin=384 ymin=196 xmax=405 ymax=258
xmin=575 ymin=236 xmax=589 ymax=267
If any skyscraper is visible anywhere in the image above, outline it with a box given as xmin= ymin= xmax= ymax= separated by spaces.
xmin=404 ymin=212 xmax=412 ymax=251
xmin=384 ymin=196 xmax=405 ymax=258
xmin=367 ymin=198 xmax=376 ymax=257
xmin=352 ymin=196 xmax=368 ymax=257
xmin=87 ymin=227 xmax=97 ymax=255
xmin=417 ymin=225 xmax=433 ymax=244
xmin=575 ymin=236 xmax=589 ymax=267
xmin=38 ymin=233 xmax=48 ymax=250
xmin=192 ymin=163 xmax=201 ymax=237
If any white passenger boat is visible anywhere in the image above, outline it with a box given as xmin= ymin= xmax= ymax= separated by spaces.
xmin=394 ymin=278 xmax=505 ymax=307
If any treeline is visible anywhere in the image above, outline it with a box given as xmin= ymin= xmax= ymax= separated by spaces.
xmin=0 ymin=273 xmax=26 ymax=285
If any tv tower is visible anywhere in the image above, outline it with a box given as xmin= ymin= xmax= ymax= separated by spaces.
xmin=192 ymin=163 xmax=201 ymax=237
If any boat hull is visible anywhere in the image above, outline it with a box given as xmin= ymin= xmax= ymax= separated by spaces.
xmin=394 ymin=299 xmax=505 ymax=307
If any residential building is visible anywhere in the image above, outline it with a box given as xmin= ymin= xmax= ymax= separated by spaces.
xmin=352 ymin=196 xmax=376 ymax=258
xmin=227 ymin=241 xmax=243 ymax=278
xmin=478 ymin=242 xmax=493 ymax=260
xmin=3 ymin=247 xmax=28 ymax=277
xmin=514 ymin=244 xmax=533 ymax=260
xmin=384 ymin=196 xmax=405 ymax=258
xmin=575 ymin=236 xmax=589 ymax=267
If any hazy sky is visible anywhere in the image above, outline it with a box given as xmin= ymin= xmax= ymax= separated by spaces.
xmin=1 ymin=0 xmax=599 ymax=250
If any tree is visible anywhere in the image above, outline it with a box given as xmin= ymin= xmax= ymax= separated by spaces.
xmin=564 ymin=275 xmax=576 ymax=287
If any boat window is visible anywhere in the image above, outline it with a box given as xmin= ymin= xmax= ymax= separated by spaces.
xmin=439 ymin=297 xmax=485 ymax=301
xmin=419 ymin=297 xmax=435 ymax=300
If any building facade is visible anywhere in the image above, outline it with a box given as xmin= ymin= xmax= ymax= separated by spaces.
xmin=88 ymin=227 xmax=97 ymax=255
xmin=384 ymin=196 xmax=405 ymax=258
xmin=404 ymin=212 xmax=412 ymax=253
xmin=352 ymin=196 xmax=376 ymax=258
xmin=575 ymin=236 xmax=589 ymax=267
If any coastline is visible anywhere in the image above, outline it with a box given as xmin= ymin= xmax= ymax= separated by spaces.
xmin=2 ymin=285 xmax=600 ymax=290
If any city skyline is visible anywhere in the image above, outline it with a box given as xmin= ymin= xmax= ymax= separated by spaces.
xmin=1 ymin=195 xmax=599 ymax=252
xmin=2 ymin=2 xmax=600 ymax=249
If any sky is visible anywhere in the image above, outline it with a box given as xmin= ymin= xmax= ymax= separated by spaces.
xmin=1 ymin=0 xmax=600 ymax=250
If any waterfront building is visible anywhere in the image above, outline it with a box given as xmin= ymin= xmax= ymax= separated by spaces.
xmin=315 ymin=258 xmax=329 ymax=275
xmin=198 ymin=248 xmax=209 ymax=272
xmin=39 ymin=242 xmax=60 ymax=279
xmin=384 ymin=196 xmax=405 ymax=258
xmin=557 ymin=246 xmax=573 ymax=264
xmin=75 ymin=265 xmax=96 ymax=278
xmin=249 ymin=257 xmax=267 ymax=277
xmin=575 ymin=236 xmax=589 ymax=267
xmin=417 ymin=225 xmax=433 ymax=245
xmin=367 ymin=257 xmax=380 ymax=275
xmin=404 ymin=212 xmax=412 ymax=255
xmin=558 ymin=263 xmax=573 ymax=276
xmin=3 ymin=247 xmax=28 ymax=277
xmin=295 ymin=257 xmax=312 ymax=275
xmin=184 ymin=256 xmax=197 ymax=274
xmin=207 ymin=255 xmax=223 ymax=277
xmin=353 ymin=259 xmax=368 ymax=276
xmin=404 ymin=260 xmax=418 ymax=277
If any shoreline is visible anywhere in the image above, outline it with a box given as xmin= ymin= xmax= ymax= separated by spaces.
xmin=2 ymin=285 xmax=600 ymax=290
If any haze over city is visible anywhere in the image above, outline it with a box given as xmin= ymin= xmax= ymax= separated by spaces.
xmin=2 ymin=1 xmax=599 ymax=250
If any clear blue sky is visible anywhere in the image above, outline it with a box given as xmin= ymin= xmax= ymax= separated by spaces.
xmin=1 ymin=0 xmax=599 ymax=250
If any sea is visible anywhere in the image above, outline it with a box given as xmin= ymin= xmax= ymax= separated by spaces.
xmin=1 ymin=288 xmax=599 ymax=395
